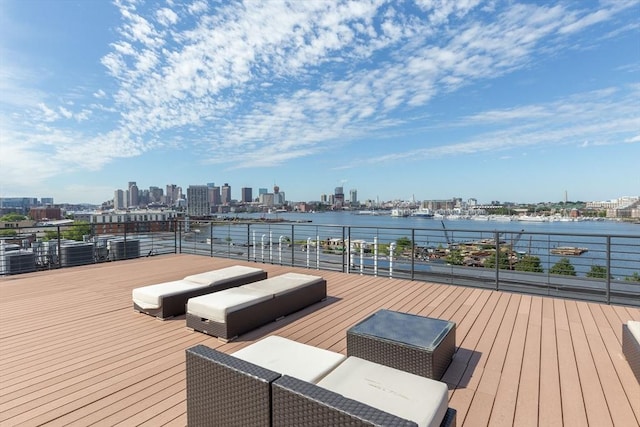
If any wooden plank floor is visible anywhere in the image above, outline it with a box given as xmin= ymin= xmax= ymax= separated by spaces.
xmin=1 ymin=254 xmax=638 ymax=426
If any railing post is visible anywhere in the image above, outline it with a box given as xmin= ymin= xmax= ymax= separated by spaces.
xmin=269 ymin=230 xmax=273 ymax=264
xmin=373 ymin=236 xmax=378 ymax=277
xmin=306 ymin=237 xmax=311 ymax=268
xmin=347 ymin=227 xmax=352 ymax=274
xmin=123 ymin=221 xmax=127 ymax=260
xmin=279 ymin=235 xmax=285 ymax=265
xmin=178 ymin=220 xmax=182 ymax=254
xmin=210 ymin=222 xmax=214 ymax=258
xmin=606 ymin=235 xmax=611 ymax=304
xmin=341 ymin=226 xmax=346 ymax=273
xmin=243 ymin=224 xmax=248 ymax=261
xmin=57 ymin=226 xmax=62 ymax=269
xmin=495 ymin=231 xmax=500 ymax=291
xmin=390 ymin=242 xmax=396 ymax=278
xmin=411 ymin=229 xmax=415 ymax=280
xmin=290 ymin=225 xmax=295 ymax=267
xmin=252 ymin=230 xmax=256 ymax=261
xmin=316 ymin=234 xmax=320 ymax=269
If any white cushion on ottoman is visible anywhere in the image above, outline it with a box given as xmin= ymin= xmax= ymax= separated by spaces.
xmin=628 ymin=320 xmax=640 ymax=341
xmin=232 ymin=336 xmax=346 ymax=383
xmin=187 ymin=287 xmax=273 ymax=323
xmin=133 ymin=280 xmax=208 ymax=310
xmin=242 ymin=272 xmax=323 ymax=296
xmin=183 ymin=265 xmax=264 ymax=285
xmin=317 ymin=356 xmax=448 ymax=427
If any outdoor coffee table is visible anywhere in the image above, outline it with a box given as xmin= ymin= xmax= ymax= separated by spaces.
xmin=346 ymin=309 xmax=456 ymax=380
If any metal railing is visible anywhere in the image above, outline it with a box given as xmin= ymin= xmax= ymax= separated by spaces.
xmin=2 ymin=220 xmax=639 ymax=306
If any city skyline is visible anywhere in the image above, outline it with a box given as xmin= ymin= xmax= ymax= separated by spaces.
xmin=1 ymin=1 xmax=639 ymax=205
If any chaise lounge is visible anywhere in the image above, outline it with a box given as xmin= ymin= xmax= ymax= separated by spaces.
xmin=132 ymin=265 xmax=267 ymax=319
xmin=186 ymin=272 xmax=326 ymax=341
xmin=186 ymin=336 xmax=456 ymax=427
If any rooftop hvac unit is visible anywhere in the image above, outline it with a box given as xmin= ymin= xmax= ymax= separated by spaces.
xmin=60 ymin=242 xmax=95 ymax=267
xmin=94 ymin=238 xmax=109 ymax=262
xmin=108 ymin=239 xmax=140 ymax=261
xmin=0 ymin=251 xmax=36 ymax=275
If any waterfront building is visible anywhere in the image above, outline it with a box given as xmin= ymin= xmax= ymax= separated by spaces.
xmin=273 ymin=185 xmax=285 ymax=206
xmin=334 ymin=187 xmax=344 ymax=208
xmin=186 ymin=185 xmax=210 ymax=217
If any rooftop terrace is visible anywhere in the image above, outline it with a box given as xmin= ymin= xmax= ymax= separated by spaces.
xmin=1 ymin=254 xmax=638 ymax=426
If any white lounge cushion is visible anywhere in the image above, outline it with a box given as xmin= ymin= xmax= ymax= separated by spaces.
xmin=628 ymin=320 xmax=640 ymax=342
xmin=232 ymin=336 xmax=346 ymax=383
xmin=133 ymin=280 xmax=208 ymax=310
xmin=242 ymin=272 xmax=323 ymax=296
xmin=187 ymin=287 xmax=273 ymax=323
xmin=317 ymin=357 xmax=448 ymax=427
xmin=183 ymin=265 xmax=264 ymax=286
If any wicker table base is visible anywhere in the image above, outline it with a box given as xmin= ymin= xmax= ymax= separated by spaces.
xmin=347 ymin=310 xmax=456 ymax=380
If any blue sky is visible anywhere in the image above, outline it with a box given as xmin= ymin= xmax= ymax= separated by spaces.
xmin=1 ymin=0 xmax=638 ymax=205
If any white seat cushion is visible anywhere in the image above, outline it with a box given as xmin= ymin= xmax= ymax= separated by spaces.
xmin=132 ymin=280 xmax=208 ymax=309
xmin=628 ymin=320 xmax=640 ymax=342
xmin=232 ymin=336 xmax=346 ymax=383
xmin=187 ymin=287 xmax=273 ymax=323
xmin=317 ymin=357 xmax=448 ymax=427
xmin=242 ymin=272 xmax=323 ymax=296
xmin=183 ymin=265 xmax=264 ymax=286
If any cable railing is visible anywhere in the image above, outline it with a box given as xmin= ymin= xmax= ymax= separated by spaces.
xmin=1 ymin=219 xmax=639 ymax=306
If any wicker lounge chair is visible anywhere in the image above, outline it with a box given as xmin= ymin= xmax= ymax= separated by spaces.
xmin=622 ymin=320 xmax=640 ymax=383
xmin=132 ymin=265 xmax=267 ymax=319
xmin=186 ymin=272 xmax=326 ymax=341
xmin=186 ymin=339 xmax=456 ymax=427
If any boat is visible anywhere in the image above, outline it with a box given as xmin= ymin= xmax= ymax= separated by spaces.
xmin=411 ymin=208 xmax=434 ymax=218
xmin=550 ymin=246 xmax=588 ymax=256
xmin=391 ymin=208 xmax=410 ymax=217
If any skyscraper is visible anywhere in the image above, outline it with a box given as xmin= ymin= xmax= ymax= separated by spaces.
xmin=241 ymin=187 xmax=253 ymax=203
xmin=187 ymin=185 xmax=210 ymax=217
xmin=221 ymin=183 xmax=231 ymax=205
xmin=349 ymin=189 xmax=358 ymax=205
xmin=334 ymin=186 xmax=344 ymax=208
xmin=113 ymin=190 xmax=125 ymax=210
xmin=128 ymin=182 xmax=139 ymax=207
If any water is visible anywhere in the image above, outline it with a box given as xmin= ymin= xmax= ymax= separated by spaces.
xmin=225 ymin=210 xmax=640 ymax=236
xmin=198 ymin=211 xmax=640 ymax=281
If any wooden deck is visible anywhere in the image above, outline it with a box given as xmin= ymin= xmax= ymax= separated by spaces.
xmin=1 ymin=254 xmax=638 ymax=426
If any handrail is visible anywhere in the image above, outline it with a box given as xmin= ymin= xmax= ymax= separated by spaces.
xmin=1 ymin=219 xmax=638 ymax=306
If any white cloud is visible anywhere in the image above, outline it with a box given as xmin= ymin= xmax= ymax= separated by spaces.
xmin=156 ymin=7 xmax=179 ymax=27
xmin=2 ymin=0 xmax=638 ymax=194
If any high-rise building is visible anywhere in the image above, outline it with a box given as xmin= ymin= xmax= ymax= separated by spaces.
xmin=187 ymin=185 xmax=210 ymax=217
xmin=128 ymin=182 xmax=139 ymax=207
xmin=349 ymin=189 xmax=358 ymax=205
xmin=165 ymin=184 xmax=182 ymax=206
xmin=273 ymin=185 xmax=285 ymax=205
xmin=241 ymin=187 xmax=253 ymax=203
xmin=334 ymin=186 xmax=344 ymax=207
xmin=221 ymin=183 xmax=231 ymax=205
xmin=258 ymin=188 xmax=268 ymax=196
xmin=114 ymin=190 xmax=125 ymax=210
xmin=149 ymin=186 xmax=163 ymax=204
